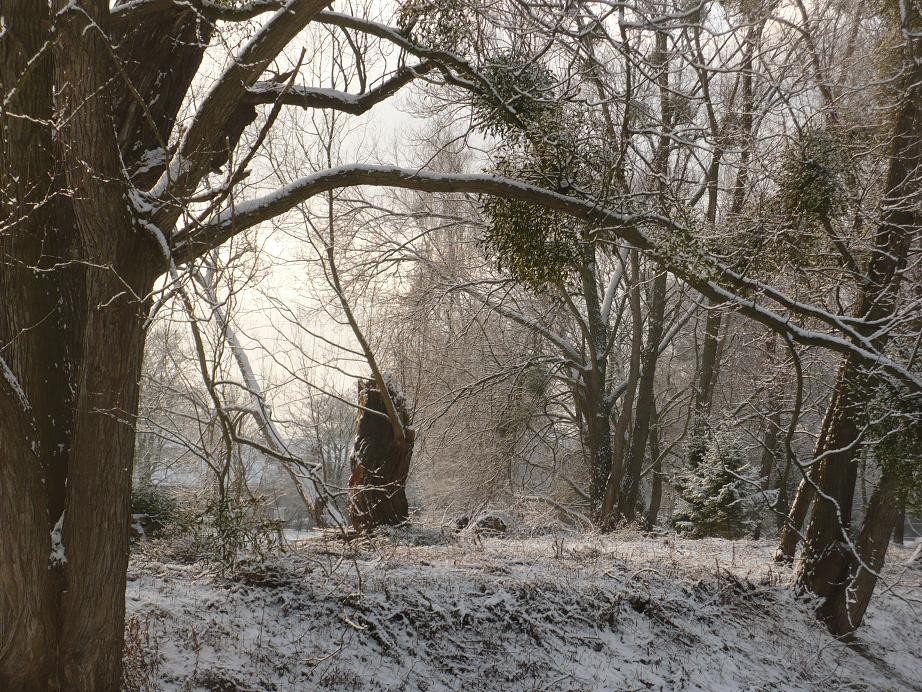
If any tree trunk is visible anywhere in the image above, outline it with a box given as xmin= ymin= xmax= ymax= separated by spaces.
xmin=822 ymin=470 xmax=903 ymax=635
xmin=893 ymin=495 xmax=906 ymax=545
xmin=758 ymin=336 xmax=782 ymax=494
xmin=775 ymin=474 xmax=815 ymax=562
xmin=617 ymin=269 xmax=668 ymax=522
xmin=585 ymin=391 xmax=615 ymax=518
xmin=795 ymin=360 xmax=871 ymax=597
xmin=755 ymin=336 xmax=782 ymax=540
xmin=645 ymin=401 xmax=663 ymax=528
xmin=0 ymin=5 xmax=194 ymax=686
xmin=775 ymin=368 xmax=845 ymax=560
xmin=694 ymin=306 xmax=723 ymax=422
xmin=578 ymin=245 xmax=614 ymax=518
xmin=348 ymin=378 xmax=416 ymax=531
xmin=59 ymin=274 xmax=152 ymax=689
xmin=0 ymin=196 xmax=154 ymax=691
xmin=600 ymin=250 xmax=643 ymax=523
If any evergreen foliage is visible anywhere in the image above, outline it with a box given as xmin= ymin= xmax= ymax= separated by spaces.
xmin=778 ymin=128 xmax=849 ymax=223
xmin=130 ymin=483 xmax=179 ymax=539
xmin=673 ymin=425 xmax=758 ymax=539
xmin=472 ymin=52 xmax=560 ymax=136
xmin=472 ymin=53 xmax=620 ymax=292
xmin=396 ymin=0 xmax=476 ymax=53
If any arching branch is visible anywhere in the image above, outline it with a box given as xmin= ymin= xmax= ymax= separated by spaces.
xmin=175 ymin=164 xmax=922 ymax=392
xmin=109 ymin=0 xmax=284 ymax=24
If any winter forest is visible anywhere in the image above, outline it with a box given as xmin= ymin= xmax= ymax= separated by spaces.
xmin=1 ymin=0 xmax=921 ymax=689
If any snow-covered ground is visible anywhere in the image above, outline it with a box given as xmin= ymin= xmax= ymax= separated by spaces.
xmin=124 ymin=529 xmax=921 ymax=691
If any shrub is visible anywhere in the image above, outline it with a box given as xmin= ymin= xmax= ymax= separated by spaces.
xmin=130 ymin=483 xmax=178 ymax=539
xmin=193 ymin=496 xmax=285 ymax=571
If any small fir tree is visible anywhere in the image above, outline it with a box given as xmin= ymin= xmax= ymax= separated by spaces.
xmin=673 ymin=425 xmax=758 ymax=539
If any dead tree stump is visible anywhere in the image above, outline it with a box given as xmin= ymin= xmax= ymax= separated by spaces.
xmin=348 ymin=378 xmax=415 ymax=531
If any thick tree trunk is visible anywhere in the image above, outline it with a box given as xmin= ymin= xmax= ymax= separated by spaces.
xmin=60 ymin=276 xmax=152 ymax=688
xmin=578 ymin=247 xmax=614 ymax=518
xmin=0 ymin=3 xmax=68 ymax=684
xmin=822 ymin=470 xmax=903 ymax=635
xmin=0 ymin=4 xmax=169 ymax=687
xmin=695 ymin=307 xmax=723 ymax=419
xmin=585 ymin=394 xmax=615 ymax=518
xmin=795 ymin=361 xmax=871 ymax=597
xmin=600 ymin=251 xmax=643 ymax=523
xmin=688 ymin=304 xmax=723 ymax=469
xmin=776 ymin=371 xmax=845 ymax=560
xmin=348 ymin=378 xmax=416 ymax=531
xmin=0 ymin=243 xmax=153 ymax=691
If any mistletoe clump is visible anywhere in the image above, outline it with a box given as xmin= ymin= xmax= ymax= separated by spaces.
xmin=481 ymin=195 xmax=582 ymax=290
xmin=397 ymin=0 xmax=476 ymax=54
xmin=778 ymin=128 xmax=849 ymax=223
xmin=473 ymin=51 xmax=560 ymax=136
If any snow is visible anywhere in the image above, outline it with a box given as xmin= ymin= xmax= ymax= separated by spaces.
xmin=133 ymin=147 xmax=167 ymax=177
xmin=124 ymin=531 xmax=921 ymax=690
xmin=0 ymin=354 xmax=30 ymax=412
xmin=49 ymin=512 xmax=66 ymax=567
xmin=281 ymin=528 xmax=320 ymax=544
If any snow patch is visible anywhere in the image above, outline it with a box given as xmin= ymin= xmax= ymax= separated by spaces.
xmin=124 ymin=534 xmax=921 ymax=690
xmin=0 ymin=354 xmax=30 ymax=412
xmin=49 ymin=512 xmax=66 ymax=567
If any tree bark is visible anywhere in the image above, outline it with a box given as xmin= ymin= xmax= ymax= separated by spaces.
xmin=775 ymin=473 xmax=815 ymax=562
xmin=348 ymin=378 xmax=416 ymax=531
xmin=577 ymin=245 xmax=614 ymax=519
xmin=753 ymin=407 xmax=781 ymax=540
xmin=822 ymin=470 xmax=903 ymax=635
xmin=893 ymin=497 xmax=906 ymax=545
xmin=0 ymin=6 xmax=206 ymax=687
xmin=776 ymin=366 xmax=846 ymax=560
xmin=599 ymin=251 xmax=643 ymax=523
xmin=694 ymin=307 xmax=723 ymax=423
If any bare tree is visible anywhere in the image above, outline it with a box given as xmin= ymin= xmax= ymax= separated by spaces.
xmin=2 ymin=2 xmax=920 ymax=688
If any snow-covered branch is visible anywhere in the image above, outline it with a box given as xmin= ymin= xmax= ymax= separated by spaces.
xmin=174 ymin=163 xmax=922 ymax=392
xmin=244 ymin=62 xmax=432 ymax=114
xmin=149 ymin=0 xmax=332 ymax=209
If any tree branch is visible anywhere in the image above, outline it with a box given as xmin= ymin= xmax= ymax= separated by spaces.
xmin=174 ymin=164 xmax=922 ymax=392
xmin=110 ymin=0 xmax=284 ymax=24
xmin=149 ymin=0 xmax=332 ymax=215
xmin=245 ymin=62 xmax=432 ymax=114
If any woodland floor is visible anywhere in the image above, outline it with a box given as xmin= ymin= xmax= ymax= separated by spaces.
xmin=124 ymin=528 xmax=921 ymax=691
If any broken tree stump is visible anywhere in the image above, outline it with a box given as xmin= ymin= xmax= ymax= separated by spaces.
xmin=348 ymin=377 xmax=415 ymax=531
